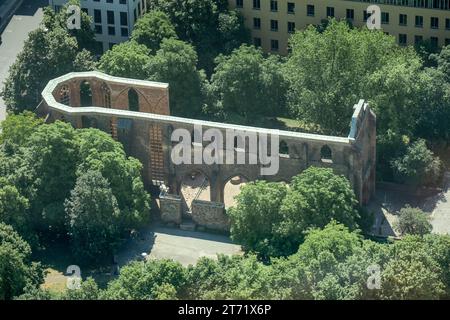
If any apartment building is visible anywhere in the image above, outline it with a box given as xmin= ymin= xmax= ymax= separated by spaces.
xmin=229 ymin=0 xmax=450 ymax=54
xmin=49 ymin=0 xmax=146 ymax=52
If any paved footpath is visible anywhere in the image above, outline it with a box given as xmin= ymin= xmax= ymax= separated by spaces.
xmin=431 ymin=172 xmax=450 ymax=235
xmin=0 ymin=0 xmax=46 ymax=123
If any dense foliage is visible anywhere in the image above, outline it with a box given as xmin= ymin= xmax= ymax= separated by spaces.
xmin=16 ymin=222 xmax=450 ymax=300
xmin=0 ymin=113 xmax=150 ymax=264
xmin=228 ymin=167 xmax=361 ymax=258
xmin=0 ymin=223 xmax=44 ymax=300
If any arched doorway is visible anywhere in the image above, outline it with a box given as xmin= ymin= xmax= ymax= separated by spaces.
xmin=180 ymin=171 xmax=210 ymax=213
xmin=223 ymin=175 xmax=248 ymax=209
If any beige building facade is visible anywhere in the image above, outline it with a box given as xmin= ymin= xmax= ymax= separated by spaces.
xmin=229 ymin=0 xmax=450 ymax=54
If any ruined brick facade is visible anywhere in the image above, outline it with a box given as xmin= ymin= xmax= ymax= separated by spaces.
xmin=38 ymin=72 xmax=376 ymax=231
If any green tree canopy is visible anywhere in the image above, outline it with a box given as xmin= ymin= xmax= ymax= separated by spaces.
xmin=228 ymin=181 xmax=288 ymax=259
xmin=208 ymin=45 xmax=288 ymax=123
xmin=98 ymin=41 xmax=152 ymax=80
xmin=229 ymin=167 xmax=360 ymax=258
xmin=147 ymin=0 xmax=250 ymax=74
xmin=131 ymin=10 xmax=178 ymax=53
xmin=394 ymin=206 xmax=432 ymax=236
xmin=102 ymin=259 xmax=186 ymax=300
xmin=147 ymin=38 xmax=207 ymax=117
xmin=0 ymin=223 xmax=44 ymax=300
xmin=391 ymin=139 xmax=443 ymax=186
xmin=65 ymin=170 xmax=121 ymax=264
xmin=286 ymin=19 xmax=425 ymax=137
xmin=278 ymin=167 xmax=360 ymax=254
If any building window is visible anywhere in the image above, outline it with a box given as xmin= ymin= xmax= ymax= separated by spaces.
xmin=415 ymin=15 xmax=423 ymax=27
xmin=59 ymin=85 xmax=70 ymax=105
xmin=430 ymin=37 xmax=439 ymax=48
xmin=101 ymin=83 xmax=111 ymax=108
xmin=399 ymin=14 xmax=407 ymax=26
xmin=94 ymin=9 xmax=101 ymax=24
xmin=287 ymin=2 xmax=295 ymax=14
xmin=381 ymin=12 xmax=389 ymax=24
xmin=279 ymin=141 xmax=289 ymax=156
xmin=107 ymin=0 xmax=113 ymax=3
xmin=253 ymin=37 xmax=261 ymax=47
xmin=120 ymin=0 xmax=127 ymax=4
xmin=253 ymin=17 xmax=261 ymax=30
xmin=236 ymin=0 xmax=243 ymax=8
xmin=253 ymin=0 xmax=260 ymax=10
xmin=414 ymin=35 xmax=423 ymax=45
xmin=107 ymin=11 xmax=115 ymax=25
xmin=270 ymin=19 xmax=278 ymax=32
xmin=288 ymin=21 xmax=295 ymax=33
xmin=446 ymin=18 xmax=450 ymax=30
xmin=121 ymin=28 xmax=129 ymax=37
xmin=431 ymin=17 xmax=439 ymax=29
xmin=95 ymin=25 xmax=103 ymax=34
xmin=108 ymin=26 xmax=115 ymax=36
xmin=128 ymin=88 xmax=139 ymax=111
xmin=120 ymin=12 xmax=128 ymax=26
xmin=270 ymin=0 xmax=278 ymax=12
xmin=307 ymin=5 xmax=314 ymax=17
xmin=346 ymin=9 xmax=354 ymax=20
xmin=363 ymin=10 xmax=369 ymax=22
xmin=445 ymin=39 xmax=450 ymax=46
xmin=270 ymin=39 xmax=279 ymax=51
xmin=399 ymin=34 xmax=407 ymax=46
xmin=321 ymin=145 xmax=332 ymax=163
xmin=326 ymin=7 xmax=334 ymax=18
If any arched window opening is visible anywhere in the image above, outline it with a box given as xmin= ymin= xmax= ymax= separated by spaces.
xmin=59 ymin=85 xmax=70 ymax=105
xmin=80 ymin=81 xmax=93 ymax=107
xmin=321 ymin=145 xmax=333 ymax=163
xmin=128 ymin=88 xmax=139 ymax=111
xmin=279 ymin=140 xmax=289 ymax=156
xmin=101 ymin=83 xmax=111 ymax=108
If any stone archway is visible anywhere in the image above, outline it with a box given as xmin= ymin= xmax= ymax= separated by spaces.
xmin=223 ymin=175 xmax=248 ymax=209
xmin=180 ymin=170 xmax=211 ymax=213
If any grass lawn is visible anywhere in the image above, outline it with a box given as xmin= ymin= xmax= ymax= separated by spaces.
xmin=34 ymin=240 xmax=116 ymax=294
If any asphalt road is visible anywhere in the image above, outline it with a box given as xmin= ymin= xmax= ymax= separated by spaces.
xmin=0 ymin=0 xmax=46 ymax=123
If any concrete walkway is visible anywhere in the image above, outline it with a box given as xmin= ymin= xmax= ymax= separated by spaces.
xmin=0 ymin=0 xmax=46 ymax=123
xmin=430 ymin=172 xmax=450 ymax=235
xmin=116 ymin=225 xmax=242 ymax=267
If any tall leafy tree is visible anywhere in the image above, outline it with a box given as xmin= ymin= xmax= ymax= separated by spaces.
xmin=98 ymin=41 xmax=152 ymax=79
xmin=208 ymin=45 xmax=288 ymax=123
xmin=394 ymin=206 xmax=432 ymax=236
xmin=0 ymin=223 xmax=44 ymax=300
xmin=42 ymin=0 xmax=97 ymax=53
xmin=147 ymin=0 xmax=250 ymax=74
xmin=286 ymin=19 xmax=424 ymax=136
xmin=278 ymin=167 xmax=360 ymax=255
xmin=228 ymin=181 xmax=288 ymax=259
xmin=65 ymin=170 xmax=121 ymax=264
xmin=131 ymin=11 xmax=178 ymax=53
xmin=1 ymin=27 xmax=95 ymax=113
xmin=76 ymin=129 xmax=151 ymax=230
xmin=147 ymin=38 xmax=207 ymax=117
